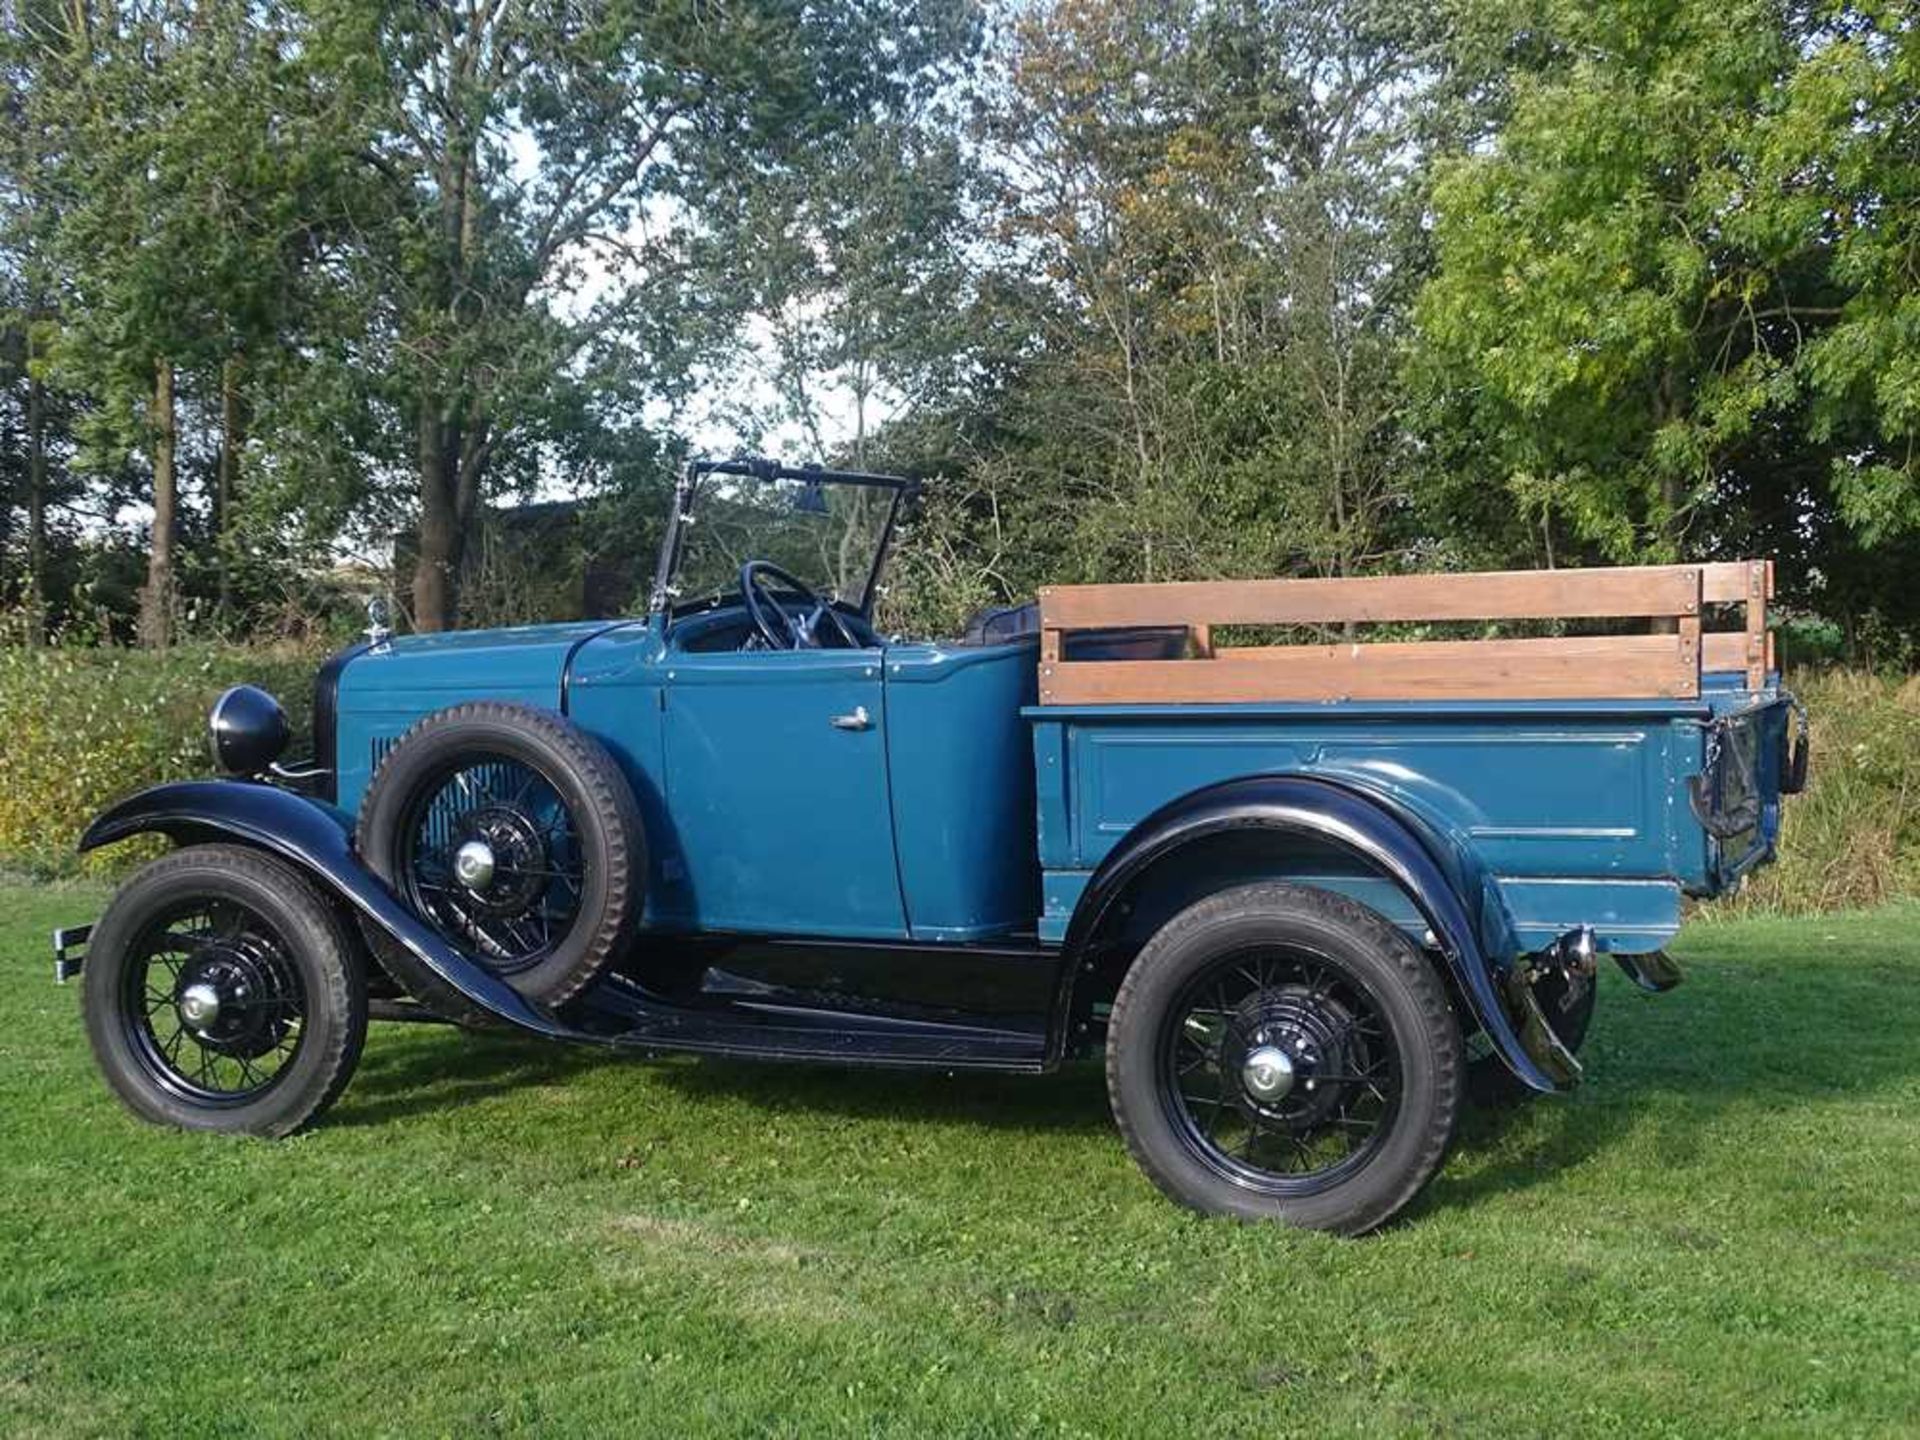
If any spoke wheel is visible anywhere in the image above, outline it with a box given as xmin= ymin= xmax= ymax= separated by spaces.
xmin=1161 ymin=945 xmax=1401 ymax=1195
xmin=397 ymin=753 xmax=586 ymax=975
xmin=84 ymin=845 xmax=366 ymax=1137
xmin=355 ymin=701 xmax=645 ymax=1021
xmin=1106 ymin=882 xmax=1461 ymax=1235
xmin=122 ymin=898 xmax=308 ymax=1104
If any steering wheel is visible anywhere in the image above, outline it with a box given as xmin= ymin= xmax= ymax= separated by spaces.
xmin=739 ymin=560 xmax=860 ymax=651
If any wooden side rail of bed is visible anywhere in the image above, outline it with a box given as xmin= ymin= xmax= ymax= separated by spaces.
xmin=1036 ymin=560 xmax=1774 ymax=704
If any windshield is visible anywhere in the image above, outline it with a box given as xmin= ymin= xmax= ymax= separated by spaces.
xmin=659 ymin=467 xmax=905 ymax=613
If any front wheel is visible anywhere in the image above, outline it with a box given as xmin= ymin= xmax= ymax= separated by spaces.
xmin=82 ymin=845 xmax=367 ymax=1136
xmin=1106 ymin=882 xmax=1462 ymax=1235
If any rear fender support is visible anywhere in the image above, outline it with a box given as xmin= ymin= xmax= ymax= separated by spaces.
xmin=1055 ymin=773 xmax=1560 ymax=1093
xmin=78 ymin=781 xmax=570 ymax=1037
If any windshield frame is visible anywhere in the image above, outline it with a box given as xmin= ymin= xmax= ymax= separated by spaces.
xmin=647 ymin=457 xmax=915 ymax=620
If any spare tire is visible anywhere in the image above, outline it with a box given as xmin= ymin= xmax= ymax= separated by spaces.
xmin=355 ymin=701 xmax=645 ymax=1022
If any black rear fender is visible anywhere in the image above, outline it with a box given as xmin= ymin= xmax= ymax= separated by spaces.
xmin=1056 ymin=773 xmax=1560 ymax=1093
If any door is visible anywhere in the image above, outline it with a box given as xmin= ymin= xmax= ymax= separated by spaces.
xmin=662 ymin=648 xmax=906 ymax=939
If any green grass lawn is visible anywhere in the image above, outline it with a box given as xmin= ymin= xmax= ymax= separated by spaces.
xmin=2 ymin=882 xmax=1916 ymax=1438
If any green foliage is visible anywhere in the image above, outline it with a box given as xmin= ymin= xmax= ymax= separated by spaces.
xmin=0 ymin=636 xmax=319 ymax=877
xmin=871 ymin=0 xmax=1446 ymax=630
xmin=1413 ymin=0 xmax=1920 ymax=624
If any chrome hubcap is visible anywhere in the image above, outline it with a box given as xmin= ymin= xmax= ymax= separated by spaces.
xmin=453 ymin=839 xmax=497 ymax=891
xmin=178 ymin=981 xmax=223 ymax=1032
xmin=1241 ymin=1043 xmax=1295 ymax=1102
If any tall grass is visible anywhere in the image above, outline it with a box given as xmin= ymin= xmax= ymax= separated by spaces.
xmin=0 ymin=642 xmax=321 ymax=877
xmin=1708 ymin=668 xmax=1920 ymax=916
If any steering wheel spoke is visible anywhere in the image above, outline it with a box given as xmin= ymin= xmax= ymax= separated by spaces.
xmin=740 ymin=560 xmax=860 ymax=651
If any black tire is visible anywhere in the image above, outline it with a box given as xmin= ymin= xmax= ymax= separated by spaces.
xmin=1467 ymin=965 xmax=1596 ymax=1106
xmin=1106 ymin=882 xmax=1462 ymax=1235
xmin=83 ymin=845 xmax=367 ymax=1137
xmin=355 ymin=701 xmax=644 ymax=1021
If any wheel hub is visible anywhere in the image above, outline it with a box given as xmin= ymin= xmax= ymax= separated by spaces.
xmin=453 ymin=805 xmax=547 ymax=914
xmin=1225 ymin=984 xmax=1359 ymax=1128
xmin=174 ymin=942 xmax=295 ymax=1060
xmin=453 ymin=839 xmax=496 ymax=890
xmin=177 ymin=981 xmax=223 ymax=1030
xmin=1241 ymin=1044 xmax=1295 ymax=1101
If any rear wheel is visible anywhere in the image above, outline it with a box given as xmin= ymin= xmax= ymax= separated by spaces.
xmin=355 ymin=701 xmax=645 ymax=1022
xmin=1106 ymin=882 xmax=1461 ymax=1235
xmin=83 ymin=845 xmax=366 ymax=1136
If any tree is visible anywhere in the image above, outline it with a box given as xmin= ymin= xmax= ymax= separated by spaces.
xmin=15 ymin=0 xmax=361 ymax=645
xmin=888 ymin=0 xmax=1441 ymax=619
xmin=1414 ymin=0 xmax=1919 ymax=647
xmin=298 ymin=0 xmax=978 ymax=631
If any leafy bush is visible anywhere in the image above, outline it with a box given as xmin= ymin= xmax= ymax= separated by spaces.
xmin=0 ymin=642 xmax=322 ymax=877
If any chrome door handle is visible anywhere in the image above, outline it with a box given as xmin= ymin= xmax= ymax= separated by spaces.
xmin=829 ymin=705 xmax=872 ymax=731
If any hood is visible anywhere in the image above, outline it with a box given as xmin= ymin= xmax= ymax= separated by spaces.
xmin=336 ymin=620 xmax=630 ymax=707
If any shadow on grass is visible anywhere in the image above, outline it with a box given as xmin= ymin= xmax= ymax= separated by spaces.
xmin=335 ymin=938 xmax=1920 ymax=1218
xmin=333 ymin=1027 xmax=618 ymax=1127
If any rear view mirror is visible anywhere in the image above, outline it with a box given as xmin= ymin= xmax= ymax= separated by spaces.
xmin=793 ymin=480 xmax=829 ymax=515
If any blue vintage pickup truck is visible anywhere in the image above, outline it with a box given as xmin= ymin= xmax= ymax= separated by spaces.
xmin=59 ymin=459 xmax=1805 ymax=1233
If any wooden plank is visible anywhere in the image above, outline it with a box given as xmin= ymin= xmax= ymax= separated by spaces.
xmin=1040 ymin=634 xmax=1698 ymax=705
xmin=1702 ymin=632 xmax=1748 ymax=672
xmin=1746 ymin=559 xmax=1769 ymax=690
xmin=1699 ymin=562 xmax=1747 ymax=604
xmin=1039 ymin=565 xmax=1702 ymax=630
xmin=1699 ymin=559 xmax=1775 ymax=605
xmin=1704 ymin=628 xmax=1778 ymax=678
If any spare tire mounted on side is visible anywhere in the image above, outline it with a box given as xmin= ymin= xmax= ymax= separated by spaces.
xmin=355 ymin=701 xmax=645 ymax=1021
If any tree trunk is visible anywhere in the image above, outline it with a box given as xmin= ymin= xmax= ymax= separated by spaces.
xmin=215 ymin=355 xmax=242 ymax=626
xmin=25 ymin=371 xmax=49 ymax=645
xmin=413 ymin=403 xmax=463 ymax=632
xmin=139 ymin=357 xmax=177 ymax=648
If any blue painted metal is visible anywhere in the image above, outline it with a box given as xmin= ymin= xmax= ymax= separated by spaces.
xmin=563 ymin=616 xmax=677 ymax=922
xmin=332 ymin=620 xmax=616 ymax=814
xmin=331 ymin=616 xmax=1046 ymax=947
xmin=1022 ymin=694 xmax=1771 ymax=955
xmin=881 ymin=639 xmax=1039 ymax=941
xmin=653 ymin=643 xmax=905 ymax=939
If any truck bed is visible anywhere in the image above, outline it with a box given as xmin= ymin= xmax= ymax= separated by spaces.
xmin=1027 ymin=561 xmax=1795 ymax=959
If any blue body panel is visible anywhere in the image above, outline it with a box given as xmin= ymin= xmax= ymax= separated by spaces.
xmin=882 ymin=640 xmax=1039 ymax=941
xmin=661 ymin=645 xmax=902 ymax=938
xmin=1027 ymin=687 xmax=1791 ymax=954
xmin=330 ymin=616 xmax=1042 ymax=947
xmin=333 ymin=621 xmax=615 ymax=814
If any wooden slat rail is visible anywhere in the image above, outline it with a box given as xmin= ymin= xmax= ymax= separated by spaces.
xmin=1037 ymin=559 xmax=1775 ymax=705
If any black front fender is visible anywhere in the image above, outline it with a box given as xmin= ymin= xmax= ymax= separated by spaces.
xmin=80 ymin=780 xmax=569 ymax=1037
xmin=1057 ymin=773 xmax=1561 ymax=1093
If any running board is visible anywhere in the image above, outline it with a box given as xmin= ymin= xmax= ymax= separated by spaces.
xmin=566 ymin=974 xmax=1050 ymax=1072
